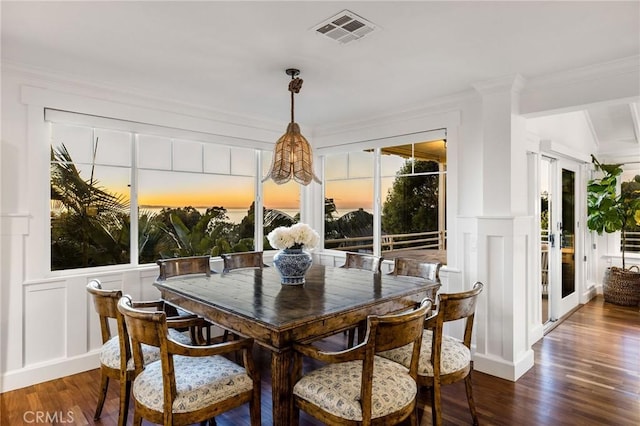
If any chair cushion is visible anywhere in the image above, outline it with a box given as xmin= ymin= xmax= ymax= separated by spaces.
xmin=132 ymin=355 xmax=253 ymax=414
xmin=293 ymin=356 xmax=417 ymax=421
xmin=379 ymin=330 xmax=470 ymax=377
xmin=99 ymin=329 xmax=192 ymax=371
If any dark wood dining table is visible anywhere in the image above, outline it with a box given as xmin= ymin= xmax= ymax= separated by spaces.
xmin=154 ymin=263 xmax=440 ymax=425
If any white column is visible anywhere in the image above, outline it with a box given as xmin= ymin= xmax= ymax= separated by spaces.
xmin=460 ymin=75 xmax=535 ymax=381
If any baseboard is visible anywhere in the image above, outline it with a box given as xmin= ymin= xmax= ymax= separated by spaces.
xmin=1 ymin=351 xmax=100 ymax=393
xmin=473 ymin=348 xmax=535 ymax=382
xmin=529 ymin=322 xmax=544 ymax=345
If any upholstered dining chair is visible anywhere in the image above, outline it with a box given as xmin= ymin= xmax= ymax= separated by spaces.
xmin=291 ymin=297 xmax=433 ymax=426
xmin=340 ymin=252 xmax=384 ymax=347
xmin=390 ymin=257 xmax=442 ymax=283
xmin=117 ymin=295 xmax=261 ymax=426
xmin=380 ymin=282 xmax=484 ymax=426
xmin=86 ymin=279 xmax=194 ymax=426
xmin=220 ymin=251 xmax=267 ymax=273
xmin=157 ymin=255 xmax=219 ymax=343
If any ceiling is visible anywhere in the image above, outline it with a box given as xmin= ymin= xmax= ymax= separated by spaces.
xmin=2 ymin=1 xmax=639 ymax=148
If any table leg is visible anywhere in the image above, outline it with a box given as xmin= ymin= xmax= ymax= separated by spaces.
xmin=271 ymin=349 xmax=292 ymax=426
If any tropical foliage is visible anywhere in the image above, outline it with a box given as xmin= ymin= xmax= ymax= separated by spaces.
xmin=382 ymin=160 xmax=440 ymax=234
xmin=51 ymin=145 xmax=130 ymax=269
xmin=51 ymin=145 xmax=444 ymax=270
xmin=50 ymin=145 xmax=300 ymax=269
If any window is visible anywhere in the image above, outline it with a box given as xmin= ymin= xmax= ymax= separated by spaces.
xmin=51 ymin=123 xmax=132 ymax=270
xmin=381 ymin=141 xmax=446 ymax=253
xmin=323 ymin=139 xmax=446 ymax=255
xmin=325 ymin=152 xmax=375 ymax=252
xmin=49 ymin=112 xmax=275 ymax=271
xmin=137 ymin=134 xmax=256 ymax=261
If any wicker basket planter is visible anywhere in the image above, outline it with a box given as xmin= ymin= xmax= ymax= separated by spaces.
xmin=603 ymin=266 xmax=640 ymax=306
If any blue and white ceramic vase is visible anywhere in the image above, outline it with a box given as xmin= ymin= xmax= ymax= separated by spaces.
xmin=273 ymin=248 xmax=313 ymax=285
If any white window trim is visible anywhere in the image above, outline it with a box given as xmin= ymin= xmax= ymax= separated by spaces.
xmin=24 ymin=87 xmax=281 ymax=278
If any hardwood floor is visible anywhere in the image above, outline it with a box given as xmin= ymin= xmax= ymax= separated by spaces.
xmin=2 ymin=296 xmax=638 ymax=425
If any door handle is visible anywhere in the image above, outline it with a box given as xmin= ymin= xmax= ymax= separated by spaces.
xmin=549 ymin=234 xmax=555 ymax=248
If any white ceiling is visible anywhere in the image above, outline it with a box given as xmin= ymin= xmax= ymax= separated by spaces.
xmin=2 ymin=1 xmax=639 ymax=147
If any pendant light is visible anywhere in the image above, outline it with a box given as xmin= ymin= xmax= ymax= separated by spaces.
xmin=263 ymin=68 xmax=320 ymax=185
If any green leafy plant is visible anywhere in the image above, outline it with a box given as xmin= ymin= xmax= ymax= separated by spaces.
xmin=587 ymin=155 xmax=640 ymax=269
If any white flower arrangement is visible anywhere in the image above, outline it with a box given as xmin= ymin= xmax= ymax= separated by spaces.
xmin=267 ymin=223 xmax=320 ymax=250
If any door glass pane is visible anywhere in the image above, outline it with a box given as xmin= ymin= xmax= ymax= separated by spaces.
xmin=540 ymin=158 xmax=550 ymax=323
xmin=561 ymin=168 xmax=575 ymax=298
xmin=621 ymin=166 xmax=640 ymax=253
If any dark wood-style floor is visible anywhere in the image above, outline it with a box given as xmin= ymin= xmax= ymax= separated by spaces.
xmin=2 ymin=296 xmax=638 ymax=426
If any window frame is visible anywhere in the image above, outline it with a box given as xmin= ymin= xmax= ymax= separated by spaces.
xmin=42 ymin=108 xmax=277 ymax=274
xmin=320 ymin=134 xmax=448 ymax=257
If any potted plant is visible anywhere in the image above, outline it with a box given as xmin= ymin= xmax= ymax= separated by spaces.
xmin=587 ymin=155 xmax=640 ymax=305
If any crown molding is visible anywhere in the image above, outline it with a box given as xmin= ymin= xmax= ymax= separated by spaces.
xmin=472 ymin=74 xmax=526 ymax=96
xmin=3 ymin=61 xmax=283 ymax=133
xmin=524 ymin=56 xmax=640 ymax=91
xmin=313 ymin=89 xmax=471 ymax=137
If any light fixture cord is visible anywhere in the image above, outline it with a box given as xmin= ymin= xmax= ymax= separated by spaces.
xmin=288 ymin=77 xmax=303 ymax=123
xmin=290 ymin=88 xmax=295 ymax=123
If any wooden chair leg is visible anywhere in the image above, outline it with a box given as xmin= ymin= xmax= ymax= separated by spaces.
xmin=250 ymin=386 xmax=261 ymax=426
xmin=117 ymin=378 xmax=131 ymax=426
xmin=356 ymin=321 xmax=366 ymax=344
xmin=133 ymin=411 xmax=143 ymax=426
xmin=431 ymin=381 xmax=442 ymax=426
xmin=347 ymin=328 xmax=356 ymax=347
xmin=464 ymin=373 xmax=479 ymax=425
xmin=409 ymin=404 xmax=419 ymax=426
xmin=347 ymin=321 xmax=367 ymax=348
xmin=93 ymin=370 xmax=109 ymax=420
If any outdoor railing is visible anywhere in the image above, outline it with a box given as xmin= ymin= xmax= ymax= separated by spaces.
xmin=326 ymin=229 xmax=640 ymax=255
xmin=539 ymin=229 xmax=640 ymax=252
xmin=624 ymin=231 xmax=640 ymax=253
xmin=325 ymin=230 xmax=446 ymax=253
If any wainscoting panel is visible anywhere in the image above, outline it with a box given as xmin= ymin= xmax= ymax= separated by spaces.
xmin=24 ymin=281 xmax=67 ymax=365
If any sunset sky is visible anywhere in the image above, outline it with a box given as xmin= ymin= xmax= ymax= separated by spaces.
xmin=52 ymin=122 xmax=416 ymax=217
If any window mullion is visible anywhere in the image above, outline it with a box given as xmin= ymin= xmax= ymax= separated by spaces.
xmin=373 ymin=147 xmax=382 ymax=257
xmin=130 ymin=133 xmax=139 ymax=265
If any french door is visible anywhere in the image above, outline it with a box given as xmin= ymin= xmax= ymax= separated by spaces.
xmin=541 ymin=157 xmax=580 ymax=324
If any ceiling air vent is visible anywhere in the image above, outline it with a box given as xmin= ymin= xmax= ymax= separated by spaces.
xmin=313 ymin=10 xmax=378 ymax=44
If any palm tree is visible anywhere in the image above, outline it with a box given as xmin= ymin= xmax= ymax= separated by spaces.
xmin=50 ymin=144 xmax=129 ymax=269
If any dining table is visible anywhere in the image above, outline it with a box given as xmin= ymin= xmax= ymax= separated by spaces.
xmin=154 ymin=263 xmax=440 ymax=425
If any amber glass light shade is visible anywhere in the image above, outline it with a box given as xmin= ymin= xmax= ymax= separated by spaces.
xmin=263 ymin=68 xmax=320 ymax=186
xmin=266 ymin=122 xmax=320 ymax=185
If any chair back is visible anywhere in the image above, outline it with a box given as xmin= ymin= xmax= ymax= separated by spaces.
xmin=429 ymin=282 xmax=483 ymax=358
xmin=221 ymin=251 xmax=265 ymax=273
xmin=117 ymin=296 xmax=168 ymax=369
xmin=392 ymin=257 xmax=442 ymax=282
xmin=340 ymin=252 xmax=382 ymax=273
xmin=86 ymin=279 xmax=123 ymax=344
xmin=365 ymin=298 xmax=433 ymax=355
xmin=157 ymin=255 xmax=212 ymax=280
xmin=87 ymin=279 xmax=132 ymax=375
xmin=118 ymin=295 xmax=167 ymax=347
xmin=359 ymin=298 xmax=432 ymax=423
